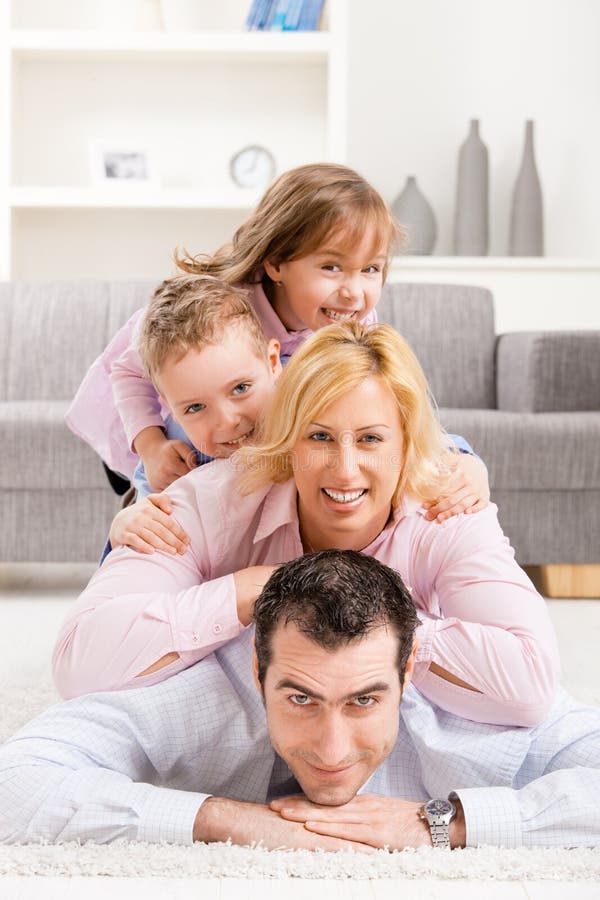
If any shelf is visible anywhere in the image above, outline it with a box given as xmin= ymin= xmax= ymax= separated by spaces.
xmin=390 ymin=256 xmax=600 ymax=273
xmin=9 ymin=29 xmax=331 ymax=62
xmin=9 ymin=186 xmax=262 ymax=210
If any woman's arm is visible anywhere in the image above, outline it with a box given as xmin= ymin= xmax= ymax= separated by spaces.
xmin=407 ymin=504 xmax=561 ymax=726
xmin=53 ymin=476 xmax=279 ymax=698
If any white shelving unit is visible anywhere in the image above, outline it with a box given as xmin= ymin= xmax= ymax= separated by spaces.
xmin=388 ymin=257 xmax=600 ymax=332
xmin=1 ymin=0 xmax=348 ymax=280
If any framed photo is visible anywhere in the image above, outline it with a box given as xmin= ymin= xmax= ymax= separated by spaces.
xmin=90 ymin=143 xmax=158 ymax=186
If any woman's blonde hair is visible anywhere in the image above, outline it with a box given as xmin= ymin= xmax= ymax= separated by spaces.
xmin=236 ymin=321 xmax=449 ymax=505
xmin=175 ymin=163 xmax=404 ymax=285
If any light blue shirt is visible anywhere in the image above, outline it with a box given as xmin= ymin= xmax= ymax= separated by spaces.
xmin=3 ymin=630 xmax=591 ymax=848
xmin=133 ymin=414 xmax=212 ymax=500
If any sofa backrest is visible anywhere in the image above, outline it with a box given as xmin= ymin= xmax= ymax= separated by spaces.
xmin=0 ymin=279 xmax=498 ymax=409
xmin=0 ymin=281 xmax=155 ymax=401
xmin=377 ymin=283 xmax=496 ymax=409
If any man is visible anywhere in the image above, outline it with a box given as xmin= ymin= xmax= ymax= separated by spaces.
xmin=0 ymin=551 xmax=598 ymax=849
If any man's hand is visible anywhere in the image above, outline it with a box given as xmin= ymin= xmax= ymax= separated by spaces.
xmin=270 ymin=794 xmax=433 ymax=851
xmin=193 ymin=796 xmax=374 ymax=853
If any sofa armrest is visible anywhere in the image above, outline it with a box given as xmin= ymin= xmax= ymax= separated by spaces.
xmin=496 ymin=331 xmax=600 ymax=412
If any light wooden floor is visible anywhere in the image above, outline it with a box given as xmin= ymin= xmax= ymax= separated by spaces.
xmin=0 ymin=565 xmax=598 ymax=898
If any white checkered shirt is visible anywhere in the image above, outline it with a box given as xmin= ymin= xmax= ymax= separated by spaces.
xmin=1 ymin=630 xmax=598 ymax=847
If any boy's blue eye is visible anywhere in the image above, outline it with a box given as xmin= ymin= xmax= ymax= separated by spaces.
xmin=322 ymin=264 xmax=340 ymax=272
xmin=233 ymin=382 xmax=251 ymax=395
xmin=184 ymin=402 xmax=206 ymax=415
xmin=363 ymin=265 xmax=381 ymax=274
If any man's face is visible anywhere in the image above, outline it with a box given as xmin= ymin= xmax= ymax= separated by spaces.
xmin=258 ymin=622 xmax=415 ymax=807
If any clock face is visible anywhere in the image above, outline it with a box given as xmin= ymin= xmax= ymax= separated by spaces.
xmin=230 ymin=144 xmax=276 ymax=189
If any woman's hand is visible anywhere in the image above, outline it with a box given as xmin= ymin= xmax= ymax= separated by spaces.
xmin=424 ymin=453 xmax=490 ymax=522
xmin=233 ymin=566 xmax=280 ymax=626
xmin=109 ymin=493 xmax=191 ymax=555
xmin=134 ymin=425 xmax=196 ymax=492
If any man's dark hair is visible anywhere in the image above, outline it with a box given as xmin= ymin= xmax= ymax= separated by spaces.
xmin=253 ymin=550 xmax=419 ymax=686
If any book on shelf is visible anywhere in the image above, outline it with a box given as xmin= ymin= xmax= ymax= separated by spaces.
xmin=245 ymin=0 xmax=325 ymax=32
xmin=297 ymin=0 xmax=325 ymax=31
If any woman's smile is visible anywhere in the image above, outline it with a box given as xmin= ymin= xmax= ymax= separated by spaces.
xmin=293 ymin=376 xmax=404 ymax=552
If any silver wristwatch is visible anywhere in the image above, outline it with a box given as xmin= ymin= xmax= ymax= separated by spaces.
xmin=419 ymin=798 xmax=456 ymax=848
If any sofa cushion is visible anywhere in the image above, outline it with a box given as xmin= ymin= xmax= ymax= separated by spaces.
xmin=377 ymin=283 xmax=496 ymax=409
xmin=0 ymin=401 xmax=109 ymax=490
xmin=0 ymin=281 xmax=154 ymax=402
xmin=496 ymin=331 xmax=600 ymax=412
xmin=441 ymin=408 xmax=600 ymax=491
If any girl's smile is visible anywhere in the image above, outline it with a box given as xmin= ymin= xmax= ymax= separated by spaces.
xmin=264 ymin=233 xmax=386 ymax=333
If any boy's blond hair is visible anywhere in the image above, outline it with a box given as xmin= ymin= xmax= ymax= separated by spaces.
xmin=236 ymin=320 xmax=449 ymax=505
xmin=139 ymin=274 xmax=269 ymax=380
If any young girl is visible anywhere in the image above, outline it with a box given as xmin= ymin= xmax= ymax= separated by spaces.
xmin=66 ymin=163 xmax=488 ymax=537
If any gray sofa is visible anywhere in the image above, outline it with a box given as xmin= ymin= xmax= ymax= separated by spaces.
xmin=1 ymin=280 xmax=599 ymax=565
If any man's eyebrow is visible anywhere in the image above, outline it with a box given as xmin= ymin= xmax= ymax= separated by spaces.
xmin=274 ymin=679 xmax=390 ymax=702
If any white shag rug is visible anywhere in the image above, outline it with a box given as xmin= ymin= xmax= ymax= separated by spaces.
xmin=0 ymin=679 xmax=598 ymax=882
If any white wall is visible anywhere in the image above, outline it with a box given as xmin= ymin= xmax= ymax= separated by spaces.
xmin=346 ymin=0 xmax=600 ymax=258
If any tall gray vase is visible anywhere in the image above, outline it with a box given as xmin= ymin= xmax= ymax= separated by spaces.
xmin=509 ymin=120 xmax=544 ymax=256
xmin=392 ymin=176 xmax=437 ymax=255
xmin=453 ymin=119 xmax=489 ymax=256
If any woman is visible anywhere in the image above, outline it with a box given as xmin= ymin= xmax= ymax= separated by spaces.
xmin=53 ymin=322 xmax=559 ymax=726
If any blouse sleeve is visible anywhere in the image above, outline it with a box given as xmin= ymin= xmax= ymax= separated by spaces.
xmin=109 ymin=320 xmax=165 ymax=450
xmin=408 ymin=504 xmax=560 ymax=727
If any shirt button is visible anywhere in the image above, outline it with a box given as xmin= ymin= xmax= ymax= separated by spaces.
xmin=192 ymin=633 xmax=198 ymax=642
xmin=213 ymin=623 xmax=222 ymax=634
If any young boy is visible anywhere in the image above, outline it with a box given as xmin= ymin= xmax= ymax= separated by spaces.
xmin=133 ymin=274 xmax=281 ymax=499
xmin=106 ymin=274 xmax=281 ymax=557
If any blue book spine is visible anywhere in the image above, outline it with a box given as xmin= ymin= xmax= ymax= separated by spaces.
xmin=269 ymin=0 xmax=291 ymax=31
xmin=245 ymin=0 xmax=263 ymax=30
xmin=257 ymin=0 xmax=276 ymax=30
xmin=282 ymin=0 xmax=304 ymax=30
xmin=298 ymin=0 xmax=324 ymax=30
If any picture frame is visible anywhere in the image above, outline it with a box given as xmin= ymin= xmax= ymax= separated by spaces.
xmin=90 ymin=143 xmax=158 ymax=187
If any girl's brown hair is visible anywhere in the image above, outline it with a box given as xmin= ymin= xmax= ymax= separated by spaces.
xmin=175 ymin=163 xmax=403 ymax=285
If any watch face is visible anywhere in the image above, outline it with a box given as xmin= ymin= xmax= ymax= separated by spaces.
xmin=424 ymin=799 xmax=454 ymax=816
xmin=230 ymin=144 xmax=276 ymax=189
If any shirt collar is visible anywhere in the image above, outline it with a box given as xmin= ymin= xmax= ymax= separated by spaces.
xmin=250 ymin=271 xmax=312 ymax=356
xmin=253 ymin=479 xmax=299 ymax=544
xmin=252 ymin=482 xmax=424 ymax=549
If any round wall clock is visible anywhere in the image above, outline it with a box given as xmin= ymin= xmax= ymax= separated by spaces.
xmin=230 ymin=144 xmax=276 ymax=189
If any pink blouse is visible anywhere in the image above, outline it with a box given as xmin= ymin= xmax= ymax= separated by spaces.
xmin=52 ymin=461 xmax=560 ymax=727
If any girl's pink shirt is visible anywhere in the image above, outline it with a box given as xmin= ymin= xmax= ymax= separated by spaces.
xmin=52 ymin=461 xmax=560 ymax=728
xmin=65 ymin=279 xmax=378 ymax=478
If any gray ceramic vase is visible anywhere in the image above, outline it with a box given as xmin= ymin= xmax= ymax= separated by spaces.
xmin=453 ymin=119 xmax=489 ymax=256
xmin=392 ymin=176 xmax=437 ymax=255
xmin=509 ymin=120 xmax=544 ymax=256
